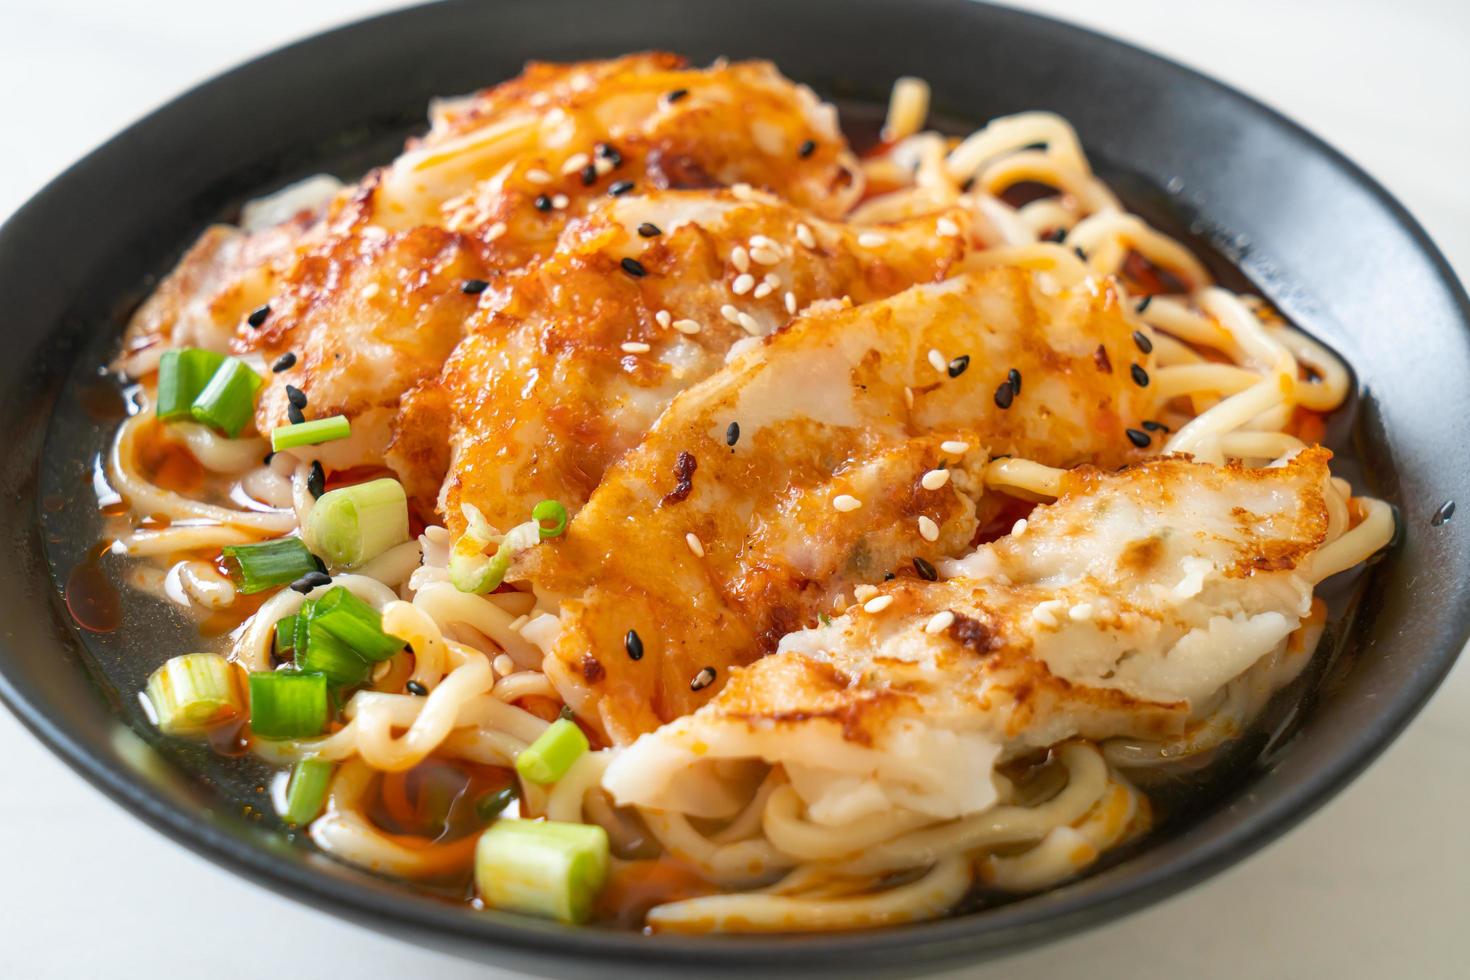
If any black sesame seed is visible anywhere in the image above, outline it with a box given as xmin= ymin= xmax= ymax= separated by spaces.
xmin=1130 ymin=363 xmax=1150 ymax=387
xmin=287 ymin=403 xmax=306 ymax=425
xmin=994 ymin=380 xmax=1015 ymax=409
xmin=1433 ymin=500 xmax=1456 ymax=527
xmin=580 ymin=163 xmax=598 ymax=186
xmin=947 ymin=354 xmax=970 ymax=378
xmin=798 ymin=138 xmax=817 ymax=158
xmin=461 ymin=278 xmax=489 ymax=295
xmin=290 ymin=570 xmax=332 ymax=594
xmin=620 ymin=257 xmax=647 ymax=278
xmin=1007 ymin=367 xmax=1022 ymax=395
xmin=406 ymin=680 xmax=428 ymax=696
xmin=883 ymin=571 xmax=896 ymax=581
xmin=959 ymin=176 xmax=976 ymax=193
xmin=1125 ymin=428 xmax=1152 ymax=448
xmin=247 ymin=305 xmax=270 ymax=328
xmin=1074 ymin=246 xmax=1088 ymax=261
xmin=608 ymin=180 xmax=635 ymax=196
xmin=271 ymin=352 xmax=297 ymax=373
xmin=1132 ymin=330 xmax=1154 ymax=354
xmin=1135 ymin=295 xmax=1153 ymax=314
xmin=559 ymin=704 xmax=576 ymax=721
xmin=263 ymin=452 xmax=275 ymax=466
xmin=534 ymin=193 xmax=552 ymax=212
xmin=725 ymin=421 xmax=740 ymax=447
xmin=666 ymin=88 xmax=689 ymax=104
xmin=285 ymin=385 xmax=307 ymax=409
xmin=594 ymin=142 xmax=622 ymax=167
xmin=624 ymin=628 xmax=644 ymax=661
xmin=307 ymin=460 xmax=325 ymax=499
xmin=913 ymin=556 xmax=938 ymax=581
xmin=1047 ymin=227 xmax=1068 ymax=244
xmin=1141 ymin=419 xmax=1170 ymax=433
xmin=637 ymin=222 xmax=662 ymax=238
xmin=690 ymin=666 xmax=716 ymax=691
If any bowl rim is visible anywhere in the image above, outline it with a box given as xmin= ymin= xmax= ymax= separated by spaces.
xmin=1 ymin=0 xmax=1466 ymax=970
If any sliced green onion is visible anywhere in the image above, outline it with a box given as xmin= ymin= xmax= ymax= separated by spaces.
xmin=304 ymin=478 xmax=409 ymax=568
xmin=274 ymin=614 xmax=299 ymax=656
xmin=221 ymin=537 xmax=320 ymax=594
xmin=271 ymin=414 xmax=351 ymax=452
xmin=248 ymin=671 xmax=329 ymax=739
xmin=532 ymin=499 xmax=568 ymax=539
xmin=295 ymin=620 xmax=372 ymax=687
xmin=450 ymin=518 xmax=541 ymax=594
xmin=515 ymin=718 xmax=588 ymax=785
xmin=144 ymin=653 xmax=242 ymax=736
xmin=475 ymin=785 xmax=519 ymax=823
xmin=310 ymin=586 xmax=404 ymax=662
xmin=190 ymin=356 xmax=264 ymax=437
xmin=475 ymin=820 xmax=609 ymax=924
xmin=293 ymin=599 xmax=316 ymax=655
xmin=156 ymin=349 xmax=225 ymax=423
xmin=283 ymin=758 xmax=334 ymax=824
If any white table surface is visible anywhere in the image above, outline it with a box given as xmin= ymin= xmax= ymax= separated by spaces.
xmin=2 ymin=1 xmax=1467 ymax=977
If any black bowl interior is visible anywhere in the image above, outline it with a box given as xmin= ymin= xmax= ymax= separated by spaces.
xmin=0 ymin=0 xmax=1466 ymax=975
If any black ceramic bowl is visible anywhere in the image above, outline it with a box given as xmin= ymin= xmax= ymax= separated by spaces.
xmin=1 ymin=0 xmax=1466 ymax=975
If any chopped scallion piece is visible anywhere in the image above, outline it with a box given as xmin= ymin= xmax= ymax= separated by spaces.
xmin=270 ymin=414 xmax=351 ymax=451
xmin=304 ymin=478 xmax=409 ymax=568
xmin=221 ymin=537 xmax=320 ymax=594
xmin=532 ymin=499 xmax=568 ymax=539
xmin=274 ymin=614 xmax=299 ymax=656
xmin=283 ymin=758 xmax=334 ymax=824
xmin=190 ymin=356 xmax=264 ymax=437
xmin=450 ymin=518 xmax=540 ymax=594
xmin=475 ymin=819 xmax=609 ymax=924
xmin=248 ymin=671 xmax=329 ymax=739
xmin=475 ymin=785 xmax=518 ymax=823
xmin=144 ymin=653 xmax=242 ymax=736
xmin=156 ymin=349 xmax=225 ymax=423
xmin=310 ymin=586 xmax=404 ymax=662
xmin=295 ymin=619 xmax=372 ymax=688
xmin=515 ymin=718 xmax=588 ymax=785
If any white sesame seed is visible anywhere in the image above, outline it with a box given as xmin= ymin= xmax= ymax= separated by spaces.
xmin=561 ymin=152 xmax=590 ymax=174
xmin=1069 ymin=603 xmax=1094 ymax=622
xmin=925 ymin=610 xmax=955 ymax=634
xmin=833 ymin=592 xmax=849 ymax=611
xmin=551 ymin=194 xmax=569 ymax=209
xmin=918 ymin=515 xmax=939 ymax=541
xmin=737 ymin=312 xmax=761 ymax=334
xmin=732 ymin=273 xmax=756 ymax=295
xmin=685 ymin=532 xmax=705 ymax=557
xmin=941 ymin=440 xmax=970 ymax=454
xmin=784 ymin=291 xmax=798 ymax=314
xmin=621 ymin=342 xmax=651 ymax=353
xmin=763 ymin=272 xmax=780 ymax=287
xmin=360 ymin=282 xmax=381 ymax=300
xmin=853 ymin=584 xmax=879 ymax=602
xmin=493 ymin=653 xmax=515 ymax=676
xmin=731 ymin=246 xmax=750 ymax=273
xmin=927 ymin=349 xmax=947 ymax=373
xmin=749 ymin=235 xmax=778 ymax=250
xmin=731 ymin=182 xmax=756 ymax=199
xmin=655 ymin=310 xmax=672 ymax=328
xmin=753 ymin=282 xmax=773 ymax=298
xmin=858 ymin=231 xmax=888 ymax=247
xmin=832 ymin=494 xmax=862 ymax=513
xmin=904 ymin=386 xmax=915 ymax=409
xmin=936 ymin=217 xmax=961 ymax=238
xmin=483 ymin=222 xmax=507 ymax=242
xmin=795 ymin=223 xmax=817 ymax=249
xmin=750 ymin=246 xmax=782 ymax=266
xmin=921 ymin=469 xmax=951 ymax=491
xmin=863 ymin=595 xmax=894 ymax=614
xmin=1032 ymin=603 xmax=1060 ymax=628
xmin=720 ymin=304 xmax=742 ymax=324
xmin=672 ymin=318 xmax=703 ymax=335
xmin=594 ymin=156 xmax=615 ymax=176
xmin=1011 ymin=518 xmax=1028 ymax=537
xmin=525 ymin=168 xmax=553 ymax=185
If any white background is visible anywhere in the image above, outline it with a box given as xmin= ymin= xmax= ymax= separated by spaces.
xmin=2 ymin=2 xmax=1467 ymax=977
